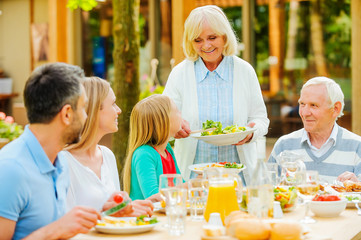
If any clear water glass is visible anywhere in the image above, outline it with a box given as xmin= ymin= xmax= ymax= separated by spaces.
xmin=165 ymin=188 xmax=187 ymax=236
xmin=188 ymin=178 xmax=208 ymax=221
xmin=266 ymin=162 xmax=279 ymax=186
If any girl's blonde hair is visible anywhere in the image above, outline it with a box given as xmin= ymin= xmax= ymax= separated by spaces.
xmin=123 ymin=94 xmax=172 ymax=193
xmin=183 ymin=5 xmax=238 ymax=61
xmin=66 ymin=76 xmax=110 ymax=151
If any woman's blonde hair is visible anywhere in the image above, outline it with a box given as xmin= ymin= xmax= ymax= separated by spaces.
xmin=66 ymin=76 xmax=110 ymax=151
xmin=123 ymin=94 xmax=172 ymax=193
xmin=183 ymin=5 xmax=238 ymax=61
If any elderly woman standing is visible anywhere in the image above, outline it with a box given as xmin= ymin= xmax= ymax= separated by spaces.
xmin=163 ymin=5 xmax=269 ymax=183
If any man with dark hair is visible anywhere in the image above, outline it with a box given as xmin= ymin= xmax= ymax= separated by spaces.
xmin=0 ymin=63 xmax=105 ymax=239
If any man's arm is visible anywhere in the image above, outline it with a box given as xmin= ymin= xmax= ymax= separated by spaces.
xmin=23 ymin=206 xmax=100 ymax=240
xmin=0 ymin=217 xmax=16 ymax=240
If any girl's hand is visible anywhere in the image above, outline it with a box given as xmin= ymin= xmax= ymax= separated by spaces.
xmin=128 ymin=200 xmax=154 ymax=217
xmin=233 ymin=122 xmax=255 ymax=146
xmin=146 ymin=193 xmax=163 ymax=203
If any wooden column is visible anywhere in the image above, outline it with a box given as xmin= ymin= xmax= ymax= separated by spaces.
xmin=149 ymin=0 xmax=160 ymax=60
xmin=352 ymin=0 xmax=361 ymax=134
xmin=171 ymin=0 xmax=196 ymax=65
xmin=242 ymin=0 xmax=256 ymax=67
xmin=48 ymin=0 xmax=68 ymax=62
xmin=268 ymin=0 xmax=285 ymax=96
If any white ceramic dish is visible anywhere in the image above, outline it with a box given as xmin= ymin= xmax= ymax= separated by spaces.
xmin=309 ymin=199 xmax=347 ymax=218
xmin=95 ymin=217 xmax=159 ymax=234
xmin=190 ymin=128 xmax=256 ymax=146
xmin=188 ymin=163 xmax=246 ymax=174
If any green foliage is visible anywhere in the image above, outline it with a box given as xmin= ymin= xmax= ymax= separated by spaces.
xmin=139 ymin=75 xmax=165 ymax=100
xmin=139 ymin=85 xmax=165 ymax=100
xmin=0 ymin=113 xmax=23 ymax=141
xmin=67 ymin=0 xmax=98 ymax=11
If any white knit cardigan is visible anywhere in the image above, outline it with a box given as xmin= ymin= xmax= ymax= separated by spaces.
xmin=163 ymin=56 xmax=269 ymax=183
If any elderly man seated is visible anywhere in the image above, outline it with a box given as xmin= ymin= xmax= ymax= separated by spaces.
xmin=269 ymin=77 xmax=361 ymax=183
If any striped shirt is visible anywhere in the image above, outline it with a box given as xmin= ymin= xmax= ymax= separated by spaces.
xmin=194 ymin=56 xmax=239 ymax=165
xmin=269 ymin=124 xmax=361 ymax=183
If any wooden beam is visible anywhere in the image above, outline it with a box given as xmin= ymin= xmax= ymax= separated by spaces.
xmin=48 ymin=0 xmax=68 ymax=62
xmin=242 ymin=0 xmax=256 ymax=67
xmin=149 ymin=0 xmax=160 ymax=60
xmin=352 ymin=0 xmax=361 ymax=134
xmin=171 ymin=0 xmax=196 ymax=66
xmin=268 ymin=0 xmax=285 ymax=96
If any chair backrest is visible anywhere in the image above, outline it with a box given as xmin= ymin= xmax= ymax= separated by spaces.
xmin=12 ymin=102 xmax=28 ymax=127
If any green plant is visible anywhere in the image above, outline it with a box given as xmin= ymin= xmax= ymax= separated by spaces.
xmin=139 ymin=74 xmax=164 ymax=100
xmin=0 ymin=112 xmax=23 ymax=141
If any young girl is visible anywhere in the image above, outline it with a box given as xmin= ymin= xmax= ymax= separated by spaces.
xmin=63 ymin=76 xmax=153 ymax=216
xmin=123 ymin=94 xmax=183 ymax=200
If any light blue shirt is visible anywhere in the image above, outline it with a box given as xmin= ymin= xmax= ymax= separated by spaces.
xmin=194 ymin=56 xmax=239 ymax=165
xmin=0 ymin=126 xmax=69 ymax=240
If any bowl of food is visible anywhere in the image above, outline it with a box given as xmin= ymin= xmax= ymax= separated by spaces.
xmin=309 ymin=194 xmax=347 ymax=218
xmin=274 ymin=186 xmax=298 ymax=212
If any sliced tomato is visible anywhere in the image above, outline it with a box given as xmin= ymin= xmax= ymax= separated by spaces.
xmin=114 ymin=194 xmax=124 ymax=203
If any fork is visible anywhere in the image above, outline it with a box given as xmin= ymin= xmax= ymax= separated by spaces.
xmin=352 ymin=200 xmax=361 ymax=216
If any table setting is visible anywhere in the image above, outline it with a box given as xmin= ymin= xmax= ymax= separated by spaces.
xmin=71 ymin=146 xmax=361 ymax=240
xmin=71 ymin=165 xmax=361 ymax=240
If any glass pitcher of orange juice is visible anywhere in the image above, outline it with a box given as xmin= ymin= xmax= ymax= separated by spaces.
xmin=203 ymin=168 xmax=242 ymax=224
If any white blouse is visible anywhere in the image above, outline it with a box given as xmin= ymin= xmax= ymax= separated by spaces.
xmin=63 ymin=146 xmax=120 ymax=211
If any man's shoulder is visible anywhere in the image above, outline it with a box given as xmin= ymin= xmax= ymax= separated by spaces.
xmin=276 ymin=128 xmax=304 ymax=143
xmin=0 ymin=137 xmax=28 ymax=161
xmin=273 ymin=129 xmax=304 ymax=152
xmin=338 ymin=126 xmax=361 ymax=141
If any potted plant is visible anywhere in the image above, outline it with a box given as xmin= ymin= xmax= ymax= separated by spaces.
xmin=0 ymin=112 xmax=24 ymax=149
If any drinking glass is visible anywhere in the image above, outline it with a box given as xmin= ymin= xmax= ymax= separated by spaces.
xmin=266 ymin=162 xmax=279 ymax=186
xmin=159 ymin=174 xmax=183 ymax=227
xmin=188 ymin=178 xmax=208 ymax=221
xmin=164 ymin=188 xmax=187 ymax=236
xmin=159 ymin=174 xmax=183 ymax=202
xmin=296 ymin=170 xmax=320 ymax=224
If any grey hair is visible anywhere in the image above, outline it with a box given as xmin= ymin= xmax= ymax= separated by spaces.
xmin=302 ymin=76 xmax=344 ymax=119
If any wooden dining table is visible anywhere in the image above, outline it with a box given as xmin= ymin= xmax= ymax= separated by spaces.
xmin=72 ymin=204 xmax=361 ymax=240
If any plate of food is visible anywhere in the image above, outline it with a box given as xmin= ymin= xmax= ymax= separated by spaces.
xmin=190 ymin=120 xmax=256 ymax=146
xmin=328 ymin=180 xmax=361 ymax=193
xmin=344 ymin=194 xmax=361 ymax=208
xmin=95 ymin=216 xmax=159 ymax=234
xmin=188 ymin=162 xmax=246 ymax=174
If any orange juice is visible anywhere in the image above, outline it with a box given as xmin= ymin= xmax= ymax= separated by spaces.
xmin=204 ymin=184 xmax=240 ymax=224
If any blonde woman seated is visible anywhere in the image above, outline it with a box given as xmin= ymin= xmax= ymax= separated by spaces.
xmin=123 ymin=95 xmax=183 ymax=200
xmin=63 ymin=76 xmax=153 ymax=216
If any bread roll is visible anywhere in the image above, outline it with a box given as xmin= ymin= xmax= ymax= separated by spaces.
xmin=226 ymin=218 xmax=270 ymax=240
xmin=203 ymin=224 xmax=226 ymax=237
xmin=270 ymin=222 xmax=302 ymax=240
xmin=225 ymin=211 xmax=253 ymax=226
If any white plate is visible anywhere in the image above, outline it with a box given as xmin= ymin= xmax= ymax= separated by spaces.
xmin=95 ymin=217 xmax=159 ymax=234
xmin=188 ymin=163 xmax=246 ymax=174
xmin=190 ymin=127 xmax=256 ymax=146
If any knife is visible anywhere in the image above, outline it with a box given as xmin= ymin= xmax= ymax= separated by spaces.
xmin=101 ymin=200 xmax=131 ymax=217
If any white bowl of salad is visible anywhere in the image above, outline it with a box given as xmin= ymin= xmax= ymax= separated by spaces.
xmin=191 ymin=120 xmax=256 ymax=146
